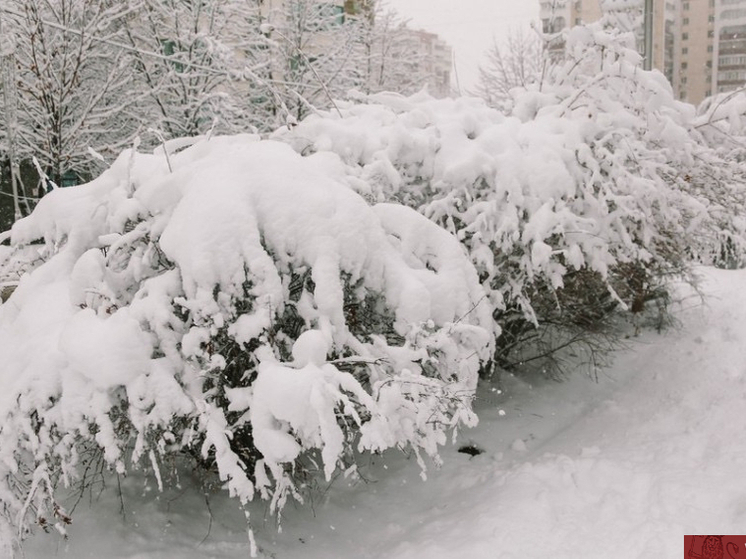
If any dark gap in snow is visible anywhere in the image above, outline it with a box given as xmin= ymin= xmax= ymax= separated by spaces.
xmin=457 ymin=444 xmax=484 ymax=457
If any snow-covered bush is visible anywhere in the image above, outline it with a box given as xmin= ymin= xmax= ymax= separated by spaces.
xmin=0 ymin=136 xmax=492 ymax=549
xmin=275 ymin=23 xmax=746 ymax=373
xmin=693 ymin=90 xmax=746 ymax=269
xmin=695 ymin=89 xmax=746 ymax=151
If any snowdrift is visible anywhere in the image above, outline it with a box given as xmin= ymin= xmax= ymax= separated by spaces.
xmin=0 ymin=136 xmax=492 ymax=548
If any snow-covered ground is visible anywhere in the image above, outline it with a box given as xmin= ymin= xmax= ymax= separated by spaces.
xmin=23 ymin=266 xmax=746 ymax=558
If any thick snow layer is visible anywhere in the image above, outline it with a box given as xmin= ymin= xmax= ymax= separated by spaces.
xmin=275 ymin=27 xmax=745 ymax=318
xmin=21 ymin=266 xmax=746 ymax=558
xmin=61 ymin=307 xmax=153 ymax=390
xmin=276 ymin=89 xmax=709 ymax=313
xmin=0 ymin=134 xmax=493 ymax=551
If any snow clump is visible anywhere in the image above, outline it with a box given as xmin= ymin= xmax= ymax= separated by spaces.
xmin=276 ymin=23 xmax=746 ymax=371
xmin=0 ymin=136 xmax=493 ymax=547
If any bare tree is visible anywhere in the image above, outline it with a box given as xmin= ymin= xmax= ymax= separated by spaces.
xmin=474 ymin=29 xmax=546 ymax=111
xmin=122 ymin=0 xmax=377 ymax=136
xmin=261 ymin=0 xmax=364 ymax=123
xmin=0 ymin=8 xmax=22 ymax=222
xmin=122 ymin=0 xmax=261 ymax=139
xmin=6 ymin=0 xmax=140 ymax=185
xmin=2 ymin=0 xmax=445 ymax=197
xmin=354 ymin=4 xmax=432 ymax=96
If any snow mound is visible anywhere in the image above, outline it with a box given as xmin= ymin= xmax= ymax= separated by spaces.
xmin=0 ymin=136 xmax=492 ymax=549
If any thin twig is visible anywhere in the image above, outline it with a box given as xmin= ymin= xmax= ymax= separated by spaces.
xmin=270 ymin=28 xmax=343 ymax=118
xmin=116 ymin=473 xmax=126 ymax=522
xmin=198 ymin=492 xmax=213 ymax=546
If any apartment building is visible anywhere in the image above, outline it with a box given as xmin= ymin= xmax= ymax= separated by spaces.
xmin=259 ymin=1 xmax=452 ymax=98
xmin=401 ymin=29 xmax=453 ymax=98
xmin=713 ymin=1 xmax=746 ymax=96
xmin=540 ymin=0 xmax=746 ymax=105
xmin=676 ymin=0 xmax=715 ymax=103
xmin=540 ymin=1 xmax=676 ymax=83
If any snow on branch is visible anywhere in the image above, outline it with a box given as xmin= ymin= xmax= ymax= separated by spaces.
xmin=0 ymin=135 xmax=492 ymax=549
xmin=275 ymin=22 xmax=746 ymax=371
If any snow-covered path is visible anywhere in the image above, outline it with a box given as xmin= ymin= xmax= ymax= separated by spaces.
xmin=368 ymin=269 xmax=746 ymax=559
xmin=25 ymin=268 xmax=746 ymax=558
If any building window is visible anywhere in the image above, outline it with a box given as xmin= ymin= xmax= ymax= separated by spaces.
xmin=708 ymin=45 xmax=713 ymax=52
xmin=683 ymin=47 xmax=689 ymax=54
xmin=312 ymin=3 xmax=345 ymax=27
xmin=721 ymin=8 xmax=746 ymax=19
xmin=718 ymin=70 xmax=746 ymax=81
xmin=683 ymin=18 xmax=689 ymax=25
xmin=708 ymin=30 xmax=714 ymax=38
xmin=160 ymin=39 xmax=185 ymax=73
xmin=683 ymin=1 xmax=689 ymax=9
xmin=681 ymin=62 xmax=688 ymax=69
xmin=719 ymin=54 xmax=746 ymax=65
xmin=682 ymin=32 xmax=689 ymax=40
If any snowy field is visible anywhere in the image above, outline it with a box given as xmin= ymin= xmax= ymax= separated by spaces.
xmin=21 ymin=265 xmax=746 ymax=558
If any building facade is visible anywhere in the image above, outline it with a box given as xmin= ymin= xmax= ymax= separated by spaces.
xmin=401 ymin=29 xmax=453 ymax=98
xmin=540 ymin=0 xmax=746 ymax=105
xmin=713 ymin=0 xmax=746 ymax=96
xmin=540 ymin=1 xmax=676 ymax=83
xmin=676 ymin=0 xmax=715 ymax=103
xmin=260 ymin=0 xmax=453 ymax=98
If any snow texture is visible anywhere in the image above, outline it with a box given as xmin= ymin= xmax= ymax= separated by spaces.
xmin=0 ymin=135 xmax=492 ymax=551
xmin=5 ymin=21 xmax=746 ymax=558
xmin=20 ymin=265 xmax=746 ymax=559
xmin=276 ymin=24 xmax=746 ymax=320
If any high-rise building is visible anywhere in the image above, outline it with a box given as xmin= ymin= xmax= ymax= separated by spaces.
xmin=540 ymin=1 xmax=676 ymax=83
xmin=540 ymin=0 xmax=746 ymax=105
xmin=713 ymin=1 xmax=746 ymax=96
xmin=675 ymin=0 xmax=715 ymax=103
xmin=401 ymin=29 xmax=453 ymax=98
xmin=259 ymin=1 xmax=453 ymax=98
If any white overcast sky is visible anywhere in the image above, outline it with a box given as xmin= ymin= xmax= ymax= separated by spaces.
xmin=387 ymin=0 xmax=540 ymax=93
